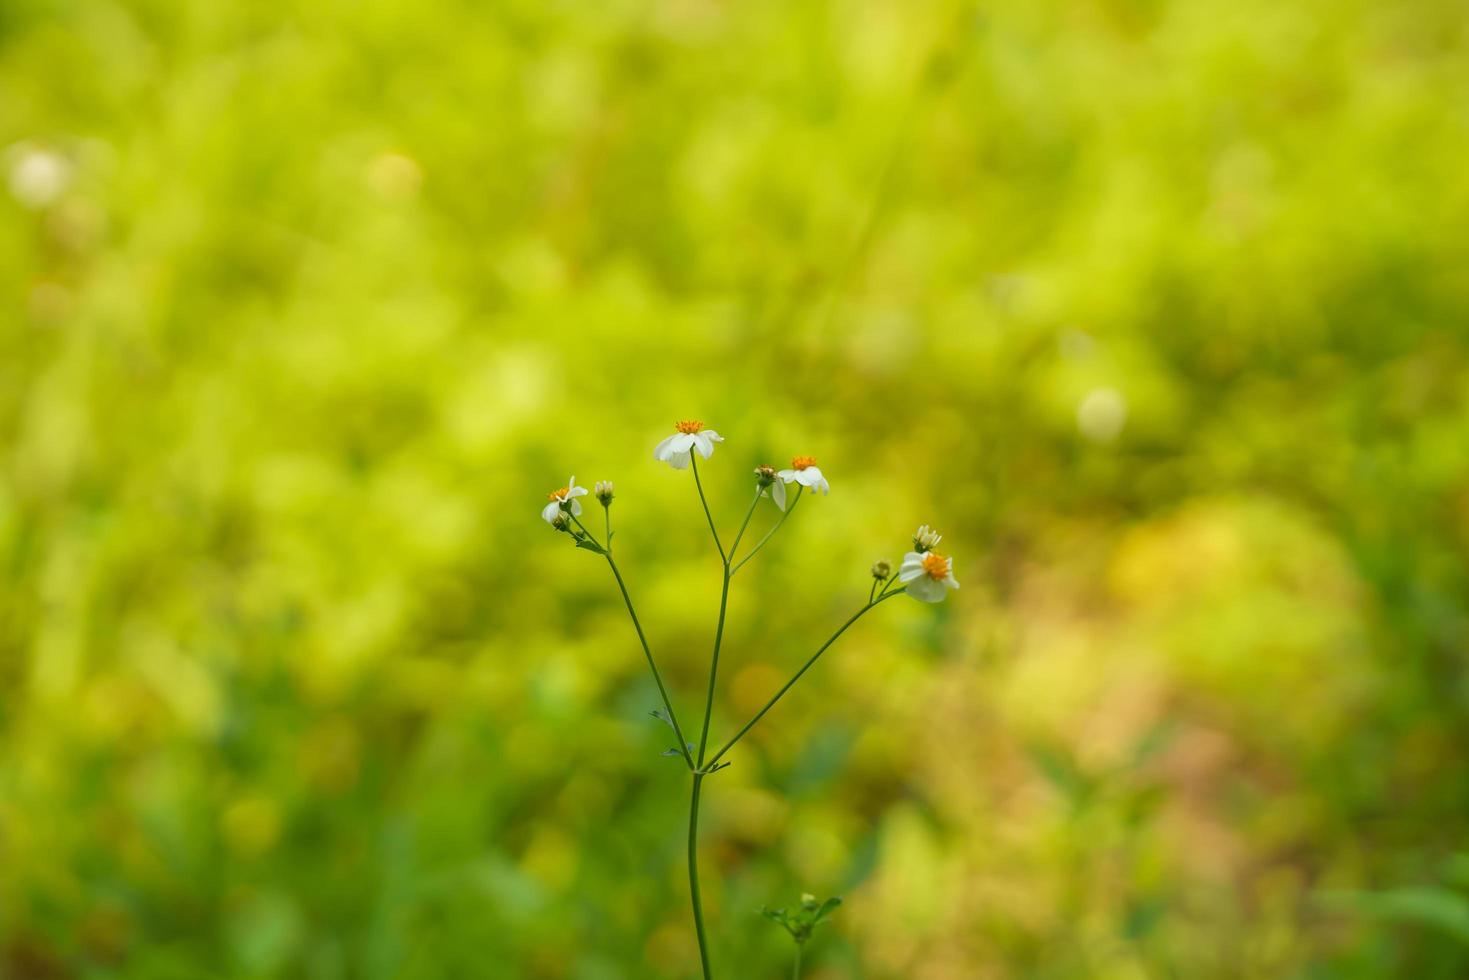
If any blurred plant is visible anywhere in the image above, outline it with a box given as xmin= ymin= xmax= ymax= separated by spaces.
xmin=544 ymin=420 xmax=957 ymax=978
xmin=1318 ymin=855 xmax=1469 ymax=948
xmin=760 ymin=893 xmax=843 ymax=979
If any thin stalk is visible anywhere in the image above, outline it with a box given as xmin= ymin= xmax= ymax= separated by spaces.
xmin=731 ymin=487 xmax=803 ymax=576
xmin=573 ymin=512 xmax=695 ymax=771
xmin=792 ymin=944 xmax=803 ymax=980
xmin=604 ymin=553 xmax=695 ymax=770
xmin=696 ymin=567 xmax=731 ymax=767
xmin=690 ymin=455 xmax=725 ymax=563
xmin=688 ymin=774 xmax=713 ymax=980
xmin=707 ymin=589 xmax=905 ymax=767
xmin=726 ymin=490 xmax=762 ymax=566
xmin=693 ymin=493 xmax=758 ymax=769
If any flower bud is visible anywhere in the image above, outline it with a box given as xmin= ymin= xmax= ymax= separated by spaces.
xmin=913 ymin=524 xmax=943 ymax=553
xmin=871 ymin=560 xmax=891 ymax=581
xmin=594 ymin=480 xmax=614 ymax=506
xmin=753 ymin=464 xmax=776 ymax=487
xmin=550 ymin=511 xmax=571 ymax=532
xmin=800 ymin=894 xmax=818 ymax=910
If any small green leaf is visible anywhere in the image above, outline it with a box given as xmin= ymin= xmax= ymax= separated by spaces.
xmin=813 ymin=897 xmax=842 ymax=923
xmin=574 ymin=537 xmax=607 ymax=554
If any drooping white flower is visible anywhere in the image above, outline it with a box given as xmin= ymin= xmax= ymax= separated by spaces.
xmin=653 ymin=419 xmax=724 ymax=470
xmin=913 ymin=524 xmax=942 ymax=553
xmin=897 ymin=550 xmax=959 ymax=603
xmin=754 ymin=464 xmax=786 ymax=510
xmin=541 ymin=476 xmax=589 ymax=523
xmin=777 ymin=456 xmax=829 ymax=495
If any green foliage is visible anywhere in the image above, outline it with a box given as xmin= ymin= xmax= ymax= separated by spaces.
xmin=760 ymin=893 xmax=843 ymax=946
xmin=2 ymin=0 xmax=1468 ymax=976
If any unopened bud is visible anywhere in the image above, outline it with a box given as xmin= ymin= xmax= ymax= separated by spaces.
xmin=753 ymin=464 xmax=776 ymax=487
xmin=550 ymin=511 xmax=571 ymax=532
xmin=871 ymin=560 xmax=891 ymax=581
xmin=594 ymin=480 xmax=614 ymax=505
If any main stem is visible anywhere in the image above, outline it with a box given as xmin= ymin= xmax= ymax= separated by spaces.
xmin=685 ymin=478 xmax=761 ymax=980
xmin=792 ymin=943 xmax=803 ymax=980
xmin=688 ymin=774 xmax=713 ymax=980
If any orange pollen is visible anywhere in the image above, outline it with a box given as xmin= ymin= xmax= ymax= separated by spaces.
xmin=547 ymin=487 xmax=569 ymax=502
xmin=675 ymin=419 xmax=705 ymax=434
xmin=791 ymin=455 xmax=817 ymax=470
xmin=921 ymin=552 xmax=950 ymax=580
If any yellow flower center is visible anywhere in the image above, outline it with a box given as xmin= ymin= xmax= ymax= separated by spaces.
xmin=547 ymin=487 xmax=569 ymax=501
xmin=675 ymin=419 xmax=705 ymax=434
xmin=921 ymin=552 xmax=950 ymax=580
xmin=791 ymin=455 xmax=817 ymax=470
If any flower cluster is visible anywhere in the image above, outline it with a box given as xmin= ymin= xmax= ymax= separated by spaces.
xmin=540 ymin=421 xmax=960 ymax=604
xmin=537 ymin=418 xmax=959 ymax=980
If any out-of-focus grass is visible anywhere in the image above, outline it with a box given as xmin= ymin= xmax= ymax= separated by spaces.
xmin=2 ymin=0 xmax=1468 ymax=977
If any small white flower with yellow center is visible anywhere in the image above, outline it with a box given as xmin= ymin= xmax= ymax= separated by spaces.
xmin=541 ymin=476 xmax=589 ymax=524
xmin=778 ymin=456 xmax=830 ymax=495
xmin=897 ymin=550 xmax=959 ymax=603
xmin=653 ymin=419 xmax=724 ymax=469
xmin=913 ymin=524 xmax=942 ymax=552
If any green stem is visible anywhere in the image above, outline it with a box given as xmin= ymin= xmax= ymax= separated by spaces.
xmin=688 ymin=773 xmax=713 ymax=980
xmin=792 ymin=943 xmax=802 ymax=980
xmin=707 ymin=589 xmax=905 ymax=767
xmin=696 ymin=567 xmax=731 ymax=767
xmin=730 ymin=487 xmax=803 ymax=576
xmin=604 ymin=553 xmax=695 ymax=770
xmin=690 ymin=454 xmax=725 ymax=564
xmin=726 ymin=490 xmax=761 ymax=566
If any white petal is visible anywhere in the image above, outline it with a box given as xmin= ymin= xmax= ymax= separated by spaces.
xmin=667 ymin=450 xmax=691 ymax=470
xmin=946 ymin=573 xmax=960 ymax=589
xmin=568 ymin=476 xmax=577 ymax=488
xmin=672 ymin=433 xmax=698 ymax=453
xmin=654 ymin=434 xmax=679 ymax=460
xmin=777 ymin=470 xmax=797 ymax=481
xmin=906 ymin=576 xmax=946 ymax=602
xmin=571 ymin=499 xmax=582 ymax=516
xmin=542 ymin=501 xmax=560 ymax=523
xmin=817 ymin=477 xmax=830 ymax=495
xmin=567 ymin=486 xmax=589 ymax=498
xmin=897 ymin=552 xmax=925 ymax=581
xmin=693 ymin=433 xmax=715 ymax=458
xmin=701 ymin=430 xmax=724 ymax=443
xmin=772 ymin=480 xmax=787 ymax=511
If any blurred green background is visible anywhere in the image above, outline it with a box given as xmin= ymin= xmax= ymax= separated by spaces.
xmin=3 ymin=0 xmax=1469 ymax=977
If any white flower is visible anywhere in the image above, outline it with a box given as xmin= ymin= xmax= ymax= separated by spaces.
xmin=913 ymin=524 xmax=942 ymax=552
xmin=897 ymin=550 xmax=959 ymax=603
xmin=541 ymin=476 xmax=589 ymax=523
xmin=777 ymin=456 xmax=829 ymax=495
xmin=653 ymin=419 xmax=724 ymax=470
xmin=754 ymin=464 xmax=787 ymax=510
